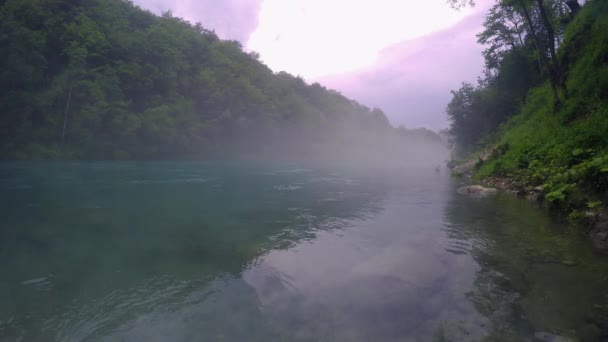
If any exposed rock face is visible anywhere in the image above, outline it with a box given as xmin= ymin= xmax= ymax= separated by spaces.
xmin=483 ymin=177 xmax=545 ymax=203
xmin=450 ymin=146 xmax=497 ymax=177
xmin=457 ymin=185 xmax=498 ymax=198
xmin=452 ymin=158 xmax=478 ymax=176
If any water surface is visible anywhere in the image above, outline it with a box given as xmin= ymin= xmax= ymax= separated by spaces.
xmin=1 ymin=161 xmax=607 ymax=341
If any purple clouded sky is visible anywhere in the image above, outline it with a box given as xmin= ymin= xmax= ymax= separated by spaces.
xmin=314 ymin=10 xmax=488 ymax=130
xmin=131 ymin=0 xmax=264 ymax=43
xmin=132 ymin=0 xmax=491 ymax=130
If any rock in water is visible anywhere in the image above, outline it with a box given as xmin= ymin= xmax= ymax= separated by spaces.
xmin=590 ymin=217 xmax=608 ymax=253
xmin=533 ymin=331 xmax=575 ymax=342
xmin=457 ymin=185 xmax=498 ymax=198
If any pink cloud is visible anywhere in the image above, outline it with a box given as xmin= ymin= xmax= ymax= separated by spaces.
xmin=314 ymin=10 xmax=487 ymax=130
xmin=131 ymin=0 xmax=491 ymax=130
xmin=131 ymin=0 xmax=263 ymax=42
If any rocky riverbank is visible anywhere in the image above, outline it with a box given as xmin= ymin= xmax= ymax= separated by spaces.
xmin=450 ymin=156 xmax=608 ymax=254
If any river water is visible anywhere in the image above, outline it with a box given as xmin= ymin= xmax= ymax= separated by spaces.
xmin=1 ymin=161 xmax=608 ymax=341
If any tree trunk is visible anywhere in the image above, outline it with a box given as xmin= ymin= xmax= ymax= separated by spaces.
xmin=565 ymin=0 xmax=581 ymax=16
xmin=518 ymin=0 xmax=561 ymax=107
xmin=536 ymin=0 xmax=558 ymax=66
xmin=510 ymin=18 xmax=525 ymax=47
xmin=536 ymin=0 xmax=569 ymax=100
xmin=519 ymin=1 xmax=543 ymax=62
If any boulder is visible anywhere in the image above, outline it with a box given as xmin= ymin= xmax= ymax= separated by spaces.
xmin=457 ymin=185 xmax=498 ymax=197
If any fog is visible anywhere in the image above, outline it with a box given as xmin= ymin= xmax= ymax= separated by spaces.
xmin=225 ymin=126 xmax=449 ymax=170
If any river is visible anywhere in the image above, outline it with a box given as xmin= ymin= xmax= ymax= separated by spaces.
xmin=1 ymin=161 xmax=607 ymax=341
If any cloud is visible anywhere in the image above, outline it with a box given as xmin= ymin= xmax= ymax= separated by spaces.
xmin=131 ymin=0 xmax=491 ymax=131
xmin=313 ymin=10 xmax=488 ymax=131
xmin=131 ymin=0 xmax=263 ymax=43
xmin=247 ymin=0 xmax=476 ymax=78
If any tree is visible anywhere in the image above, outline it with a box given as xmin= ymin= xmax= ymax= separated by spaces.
xmin=450 ymin=0 xmax=580 ymax=107
xmin=477 ymin=3 xmax=527 ymax=71
xmin=0 ymin=0 xmax=443 ymax=160
xmin=445 ymin=0 xmax=586 ymax=153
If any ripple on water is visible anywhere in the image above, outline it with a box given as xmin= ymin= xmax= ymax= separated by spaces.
xmin=4 ymin=161 xmax=608 ymax=341
xmin=128 ymin=178 xmax=212 ymax=185
xmin=273 ymin=185 xmax=303 ymax=191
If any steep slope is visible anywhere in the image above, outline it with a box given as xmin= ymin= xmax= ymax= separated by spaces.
xmin=472 ymin=0 xmax=608 ymax=218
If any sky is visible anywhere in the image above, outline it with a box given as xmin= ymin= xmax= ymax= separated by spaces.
xmin=132 ymin=0 xmax=490 ymax=130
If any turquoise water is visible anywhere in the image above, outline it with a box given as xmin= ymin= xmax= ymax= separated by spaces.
xmin=1 ymin=161 xmax=608 ymax=341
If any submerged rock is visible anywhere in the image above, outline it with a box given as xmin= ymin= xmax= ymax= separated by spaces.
xmin=589 ymin=214 xmax=608 ymax=253
xmin=577 ymin=324 xmax=601 ymax=342
xmin=560 ymin=259 xmax=578 ymax=266
xmin=526 ymin=186 xmax=544 ymax=202
xmin=533 ymin=331 xmax=575 ymax=342
xmin=457 ymin=185 xmax=498 ymax=197
xmin=588 ymin=303 xmax=608 ymax=337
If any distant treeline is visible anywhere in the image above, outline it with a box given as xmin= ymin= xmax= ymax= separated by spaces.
xmin=0 ymin=0 xmax=441 ymax=160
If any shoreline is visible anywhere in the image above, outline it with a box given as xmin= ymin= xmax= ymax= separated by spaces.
xmin=451 ymin=159 xmax=608 ymax=254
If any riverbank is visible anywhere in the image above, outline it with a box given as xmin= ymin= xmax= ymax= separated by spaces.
xmin=451 ymin=151 xmax=608 ymax=255
xmin=449 ymin=0 xmax=608 ymax=252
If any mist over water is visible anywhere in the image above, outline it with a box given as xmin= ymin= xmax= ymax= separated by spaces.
xmin=1 ymin=156 xmax=607 ymax=341
xmin=2 ymin=0 xmax=606 ymax=340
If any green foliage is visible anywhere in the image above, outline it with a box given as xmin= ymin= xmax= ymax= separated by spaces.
xmin=445 ymin=0 xmax=588 ymax=154
xmin=567 ymin=209 xmax=582 ymax=224
xmin=545 ymin=184 xmax=569 ymax=203
xmin=446 ymin=45 xmax=541 ymax=153
xmin=588 ymin=201 xmax=603 ymax=210
xmin=0 ymin=0 xmax=440 ymax=160
xmin=464 ymin=0 xmax=608 ymax=215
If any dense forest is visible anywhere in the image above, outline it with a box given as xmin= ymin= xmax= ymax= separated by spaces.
xmin=446 ymin=0 xmax=608 ymax=217
xmin=0 ymin=0 xmax=441 ymax=160
xmin=446 ymin=0 xmax=583 ymax=153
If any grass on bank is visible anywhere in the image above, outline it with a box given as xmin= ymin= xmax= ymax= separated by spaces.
xmin=472 ymin=0 xmax=608 ymax=220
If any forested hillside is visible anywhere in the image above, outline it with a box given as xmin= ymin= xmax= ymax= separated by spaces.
xmin=0 ymin=0 xmax=439 ymax=160
xmin=447 ymin=0 xmax=608 ymax=217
